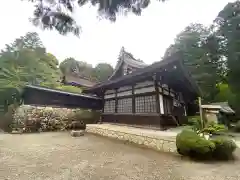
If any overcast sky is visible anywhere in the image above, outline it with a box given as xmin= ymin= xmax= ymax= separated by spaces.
xmin=0 ymin=0 xmax=233 ymax=67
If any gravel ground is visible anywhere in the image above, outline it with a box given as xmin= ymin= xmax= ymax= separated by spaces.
xmin=0 ymin=132 xmax=240 ymax=180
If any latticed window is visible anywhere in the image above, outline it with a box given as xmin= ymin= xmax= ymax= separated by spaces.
xmin=135 ymin=95 xmax=156 ymax=113
xmin=104 ymin=100 xmax=115 ymax=113
xmin=117 ymin=98 xmax=132 ymax=113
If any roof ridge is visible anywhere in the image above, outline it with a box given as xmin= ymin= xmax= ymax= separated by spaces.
xmin=121 ymin=48 xmax=146 ymax=64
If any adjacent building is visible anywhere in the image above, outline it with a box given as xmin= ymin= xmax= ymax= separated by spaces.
xmin=62 ymin=73 xmax=96 ymax=88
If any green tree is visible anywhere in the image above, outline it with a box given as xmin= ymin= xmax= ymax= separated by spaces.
xmin=0 ymin=32 xmax=61 ymax=111
xmin=214 ymin=83 xmax=235 ymax=103
xmin=59 ymin=57 xmax=80 ymax=75
xmin=60 ymin=58 xmax=98 ymax=81
xmin=24 ymin=0 xmax=166 ymax=36
xmin=93 ymin=63 xmax=113 ymax=82
xmin=1 ymin=32 xmax=44 ymax=53
xmin=214 ymin=1 xmax=240 ymax=114
xmin=0 ymin=48 xmax=60 ymax=88
xmin=164 ymin=23 xmax=222 ymax=103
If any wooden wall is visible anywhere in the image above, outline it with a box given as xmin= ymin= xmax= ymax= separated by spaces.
xmin=101 ymin=79 xmax=188 ymax=127
xmin=103 ymin=80 xmax=186 ymax=116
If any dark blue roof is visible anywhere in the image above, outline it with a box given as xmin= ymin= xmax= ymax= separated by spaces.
xmin=25 ymin=85 xmax=101 ymax=100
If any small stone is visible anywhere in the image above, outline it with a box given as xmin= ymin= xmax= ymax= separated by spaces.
xmin=71 ymin=130 xmax=84 ymax=137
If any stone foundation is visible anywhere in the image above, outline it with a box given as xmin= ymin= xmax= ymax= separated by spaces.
xmin=86 ymin=124 xmax=177 ymax=153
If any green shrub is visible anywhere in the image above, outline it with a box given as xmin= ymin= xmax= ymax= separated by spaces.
xmin=202 ymin=122 xmax=227 ymax=135
xmin=211 ymin=137 xmax=237 ymax=160
xmin=176 ymin=130 xmax=215 ymax=159
xmin=187 ymin=116 xmax=204 ymax=132
xmin=188 ymin=116 xmax=201 ymax=125
xmin=176 ymin=130 xmax=238 ymax=161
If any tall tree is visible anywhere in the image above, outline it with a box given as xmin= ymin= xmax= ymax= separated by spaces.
xmin=24 ymin=0 xmax=165 ymax=36
xmin=60 ymin=58 xmax=96 ymax=80
xmin=1 ymin=32 xmax=44 ymax=53
xmin=215 ymin=1 xmax=240 ymax=112
xmin=0 ymin=32 xmax=61 ymax=110
xmin=0 ymin=48 xmax=60 ymax=89
xmin=94 ymin=63 xmax=113 ymax=82
xmin=164 ymin=23 xmax=222 ymax=102
xmin=59 ymin=58 xmax=93 ymax=75
xmin=59 ymin=57 xmax=80 ymax=74
xmin=60 ymin=58 xmax=113 ymax=82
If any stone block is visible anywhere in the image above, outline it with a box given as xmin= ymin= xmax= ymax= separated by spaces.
xmin=71 ymin=130 xmax=84 ymax=137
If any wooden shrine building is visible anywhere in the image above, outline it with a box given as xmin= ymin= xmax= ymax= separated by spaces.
xmin=83 ymin=50 xmax=200 ymax=127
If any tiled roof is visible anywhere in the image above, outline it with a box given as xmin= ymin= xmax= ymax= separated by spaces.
xmin=108 ymin=48 xmax=147 ymax=80
xmin=201 ymin=102 xmax=235 ymax=114
xmin=84 ymin=52 xmax=201 ymax=97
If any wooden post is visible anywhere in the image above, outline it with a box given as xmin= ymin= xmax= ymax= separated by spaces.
xmin=198 ymin=97 xmax=204 ymax=129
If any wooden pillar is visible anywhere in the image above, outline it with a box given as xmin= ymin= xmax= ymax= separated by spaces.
xmin=114 ymin=89 xmax=118 ymax=123
xmin=154 ymin=79 xmax=160 ymax=114
xmin=159 ymin=93 xmax=164 ymax=114
xmin=153 ymin=74 xmax=162 ymax=129
xmin=132 ymin=85 xmax=135 ymax=113
xmin=183 ymin=104 xmax=187 ymax=116
xmin=101 ymin=89 xmax=105 ymax=113
xmin=99 ymin=89 xmax=105 ymax=124
xmin=115 ymin=89 xmax=118 ymax=113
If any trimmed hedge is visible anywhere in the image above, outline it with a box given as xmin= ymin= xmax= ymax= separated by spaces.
xmin=176 ymin=130 xmax=215 ymax=159
xmin=212 ymin=137 xmax=237 ymax=160
xmin=176 ymin=130 xmax=237 ymax=160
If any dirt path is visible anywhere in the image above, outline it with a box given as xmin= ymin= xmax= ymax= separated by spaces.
xmin=0 ymin=132 xmax=239 ymax=180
